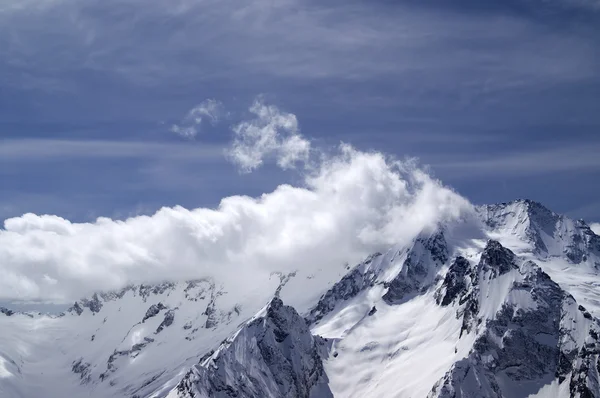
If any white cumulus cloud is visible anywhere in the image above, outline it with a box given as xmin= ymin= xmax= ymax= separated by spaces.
xmin=228 ymin=98 xmax=311 ymax=172
xmin=170 ymin=99 xmax=224 ymax=139
xmin=0 ymin=143 xmax=473 ymax=303
xmin=591 ymin=223 xmax=600 ymax=235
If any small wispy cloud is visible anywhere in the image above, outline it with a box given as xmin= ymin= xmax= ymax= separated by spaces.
xmin=170 ymin=99 xmax=224 ymax=139
xmin=227 ymin=98 xmax=311 ymax=173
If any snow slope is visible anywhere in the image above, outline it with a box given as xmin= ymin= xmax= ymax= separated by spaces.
xmin=2 ymin=199 xmax=600 ymax=398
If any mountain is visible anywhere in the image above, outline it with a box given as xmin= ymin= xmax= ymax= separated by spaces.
xmin=171 ymin=297 xmax=332 ymax=398
xmin=478 ymin=199 xmax=600 ymax=265
xmin=2 ymin=199 xmax=600 ymax=397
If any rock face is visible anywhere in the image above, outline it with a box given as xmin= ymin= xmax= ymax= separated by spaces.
xmin=306 ymin=253 xmax=381 ymax=325
xmin=173 ymin=297 xmax=333 ymax=398
xmin=69 ymin=293 xmax=104 ymax=314
xmin=436 ymin=256 xmax=472 ymax=307
xmin=0 ymin=307 xmax=15 ymax=316
xmin=430 ymin=240 xmax=600 ymax=398
xmin=565 ymin=219 xmax=600 ymax=265
xmin=156 ymin=309 xmax=175 ymax=334
xmin=142 ymin=303 xmax=166 ymax=323
xmin=383 ymin=230 xmax=448 ymax=304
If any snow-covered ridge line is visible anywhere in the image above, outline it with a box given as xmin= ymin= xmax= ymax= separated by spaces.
xmin=478 ymin=199 xmax=600 ymax=265
xmin=430 ymin=239 xmax=600 ymax=398
xmin=2 ymin=198 xmax=600 ymax=398
xmin=170 ymin=297 xmax=333 ymax=398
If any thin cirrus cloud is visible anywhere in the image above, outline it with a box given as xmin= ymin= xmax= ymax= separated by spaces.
xmin=0 ymin=139 xmax=224 ymax=161
xmin=427 ymin=143 xmax=600 ymax=179
xmin=170 ymin=99 xmax=225 ymax=139
xmin=0 ymin=0 xmax=597 ymax=94
xmin=0 ymin=101 xmax=474 ymax=303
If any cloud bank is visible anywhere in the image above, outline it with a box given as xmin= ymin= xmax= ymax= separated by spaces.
xmin=0 ymin=101 xmax=473 ymax=303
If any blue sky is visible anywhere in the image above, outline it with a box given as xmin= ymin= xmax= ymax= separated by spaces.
xmin=1 ymin=0 xmax=600 ymax=223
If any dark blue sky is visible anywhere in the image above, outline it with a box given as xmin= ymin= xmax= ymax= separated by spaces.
xmin=1 ymin=0 xmax=599 ymax=223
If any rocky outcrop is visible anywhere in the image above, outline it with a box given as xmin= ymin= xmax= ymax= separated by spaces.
xmin=564 ymin=219 xmax=600 ymax=265
xmin=173 ymin=297 xmax=333 ymax=398
xmin=139 ymin=282 xmax=176 ymax=302
xmin=72 ymin=359 xmax=92 ymax=384
xmin=383 ymin=230 xmax=448 ymax=304
xmin=0 ymin=307 xmax=15 ymax=316
xmin=306 ymin=253 xmax=381 ymax=325
xmin=436 ymin=256 xmax=472 ymax=307
xmin=142 ymin=303 xmax=166 ymax=323
xmin=431 ymin=240 xmax=600 ymax=397
xmin=155 ymin=309 xmax=175 ymax=334
xmin=478 ymin=239 xmax=519 ymax=277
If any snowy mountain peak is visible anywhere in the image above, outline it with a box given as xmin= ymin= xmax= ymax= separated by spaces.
xmin=170 ymin=296 xmax=332 ymax=398
xmin=478 ymin=199 xmax=559 ymax=254
xmin=3 ymin=200 xmax=600 ymax=398
xmin=382 ymin=229 xmax=449 ymax=304
xmin=430 ymin=240 xmax=600 ymax=398
xmin=479 ymin=199 xmax=600 ymax=266
xmin=479 ymin=239 xmax=519 ymax=277
xmin=306 ymin=228 xmax=450 ymax=325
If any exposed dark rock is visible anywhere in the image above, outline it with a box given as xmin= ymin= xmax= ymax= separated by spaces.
xmin=383 ymin=231 xmax=448 ymax=304
xmin=430 ymin=249 xmax=600 ymax=398
xmin=142 ymin=303 xmax=166 ymax=323
xmin=69 ymin=302 xmax=84 ymax=316
xmin=139 ymin=282 xmax=176 ymax=302
xmin=156 ymin=309 xmax=175 ymax=334
xmin=183 ymin=279 xmax=211 ymax=301
xmin=204 ymin=301 xmax=218 ymax=329
xmin=81 ymin=293 xmax=103 ymax=314
xmin=436 ymin=256 xmax=472 ymax=307
xmin=479 ymin=240 xmax=518 ymax=277
xmin=72 ymin=359 xmax=92 ymax=384
xmin=306 ymin=253 xmax=380 ymax=324
xmin=0 ymin=307 xmax=15 ymax=316
xmin=174 ymin=297 xmax=333 ymax=398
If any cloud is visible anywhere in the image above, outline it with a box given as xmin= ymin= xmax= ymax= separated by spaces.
xmin=428 ymin=142 xmax=600 ymax=179
xmin=228 ymin=98 xmax=311 ymax=172
xmin=0 ymin=139 xmax=223 ymax=161
xmin=591 ymin=223 xmax=600 ymax=235
xmin=1 ymin=0 xmax=597 ymax=94
xmin=0 ymin=105 xmax=474 ymax=303
xmin=170 ymin=99 xmax=224 ymax=138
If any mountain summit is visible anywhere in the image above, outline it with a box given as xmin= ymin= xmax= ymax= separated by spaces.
xmin=1 ymin=200 xmax=600 ymax=398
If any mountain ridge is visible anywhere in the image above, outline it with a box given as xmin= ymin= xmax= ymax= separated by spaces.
xmin=2 ymin=199 xmax=600 ymax=398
